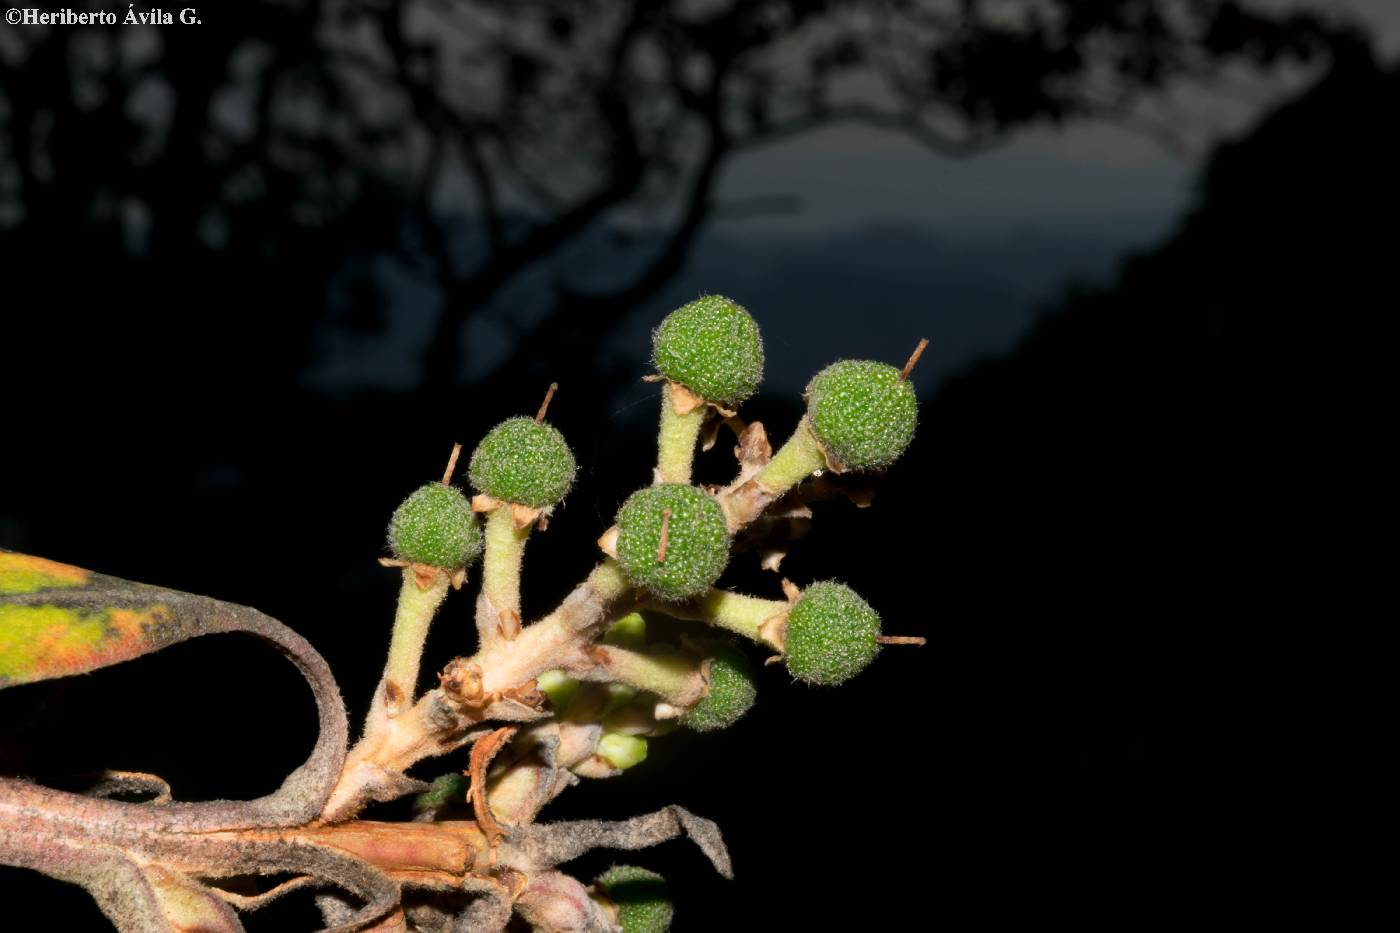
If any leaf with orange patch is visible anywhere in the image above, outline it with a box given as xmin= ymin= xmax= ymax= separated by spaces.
xmin=0 ymin=549 xmax=348 ymax=829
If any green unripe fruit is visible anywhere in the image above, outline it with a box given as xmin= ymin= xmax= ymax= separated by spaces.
xmin=604 ymin=612 xmax=648 ymax=650
xmin=597 ymin=732 xmax=649 ymax=771
xmin=412 ymin=773 xmax=467 ymax=814
xmin=388 ymin=483 xmax=482 ymax=569
xmin=538 ymin=670 xmax=580 ymax=714
xmin=468 ymin=416 xmax=577 ymax=508
xmin=784 ymin=581 xmax=881 ymax=685
xmin=594 ymin=866 xmax=673 ymax=933
xmin=615 ymin=484 xmax=729 ymax=601
xmin=652 ymin=295 xmax=764 ymax=406
xmin=682 ymin=639 xmax=757 ymax=732
xmin=805 ymin=360 xmax=917 ymax=471
xmin=605 ymin=682 xmax=638 ymax=713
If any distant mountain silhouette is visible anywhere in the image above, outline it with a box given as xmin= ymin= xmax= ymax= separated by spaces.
xmin=307 ymin=221 xmax=1160 ymax=399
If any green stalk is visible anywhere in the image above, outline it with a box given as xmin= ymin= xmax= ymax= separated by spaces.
xmin=656 ymin=381 xmax=707 ymax=484
xmin=589 ymin=559 xmax=632 ymax=602
xmin=382 ymin=567 xmax=450 ymax=711
xmin=756 ymin=417 xmax=827 ymax=493
xmin=593 ymin=645 xmax=702 ymax=706
xmin=698 ymin=590 xmax=788 ymax=642
xmin=482 ymin=506 xmax=532 ymax=614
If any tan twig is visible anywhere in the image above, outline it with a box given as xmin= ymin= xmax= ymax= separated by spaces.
xmin=536 ymin=382 xmax=559 ymax=423
xmin=899 ymin=338 xmax=929 ymax=382
xmin=442 ymin=443 xmax=463 ymax=485
xmin=876 ymin=635 xmax=926 ymax=646
xmin=657 ymin=509 xmax=672 ymax=563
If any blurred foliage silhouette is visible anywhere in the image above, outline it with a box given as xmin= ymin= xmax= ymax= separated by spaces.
xmin=0 ymin=0 xmax=1352 ymax=406
xmin=0 ymin=2 xmax=1388 ymax=929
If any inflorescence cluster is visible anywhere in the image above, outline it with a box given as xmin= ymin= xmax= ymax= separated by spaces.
xmin=366 ymin=294 xmax=927 ymax=929
xmin=0 ymin=294 xmax=928 ymax=933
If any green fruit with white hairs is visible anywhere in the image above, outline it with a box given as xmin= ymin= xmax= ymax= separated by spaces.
xmin=412 ymin=773 xmax=467 ymax=814
xmin=388 ymin=483 xmax=482 ymax=569
xmin=652 ymin=295 xmax=764 ymax=406
xmin=805 ymin=360 xmax=917 ymax=471
xmin=615 ymin=484 xmax=729 ymax=601
xmin=682 ymin=639 xmax=756 ymax=732
xmin=594 ymin=865 xmax=673 ymax=933
xmin=468 ymin=416 xmax=576 ymax=508
xmin=784 ymin=581 xmax=881 ymax=685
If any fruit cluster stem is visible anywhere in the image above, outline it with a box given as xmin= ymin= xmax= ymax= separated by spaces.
xmin=696 ymin=590 xmax=788 ymax=642
xmin=329 ymin=561 xmax=636 ymax=822
xmin=482 ymin=506 xmax=532 ymax=615
xmin=584 ymin=645 xmax=705 ymax=707
xmin=656 ymin=382 xmax=706 ymax=484
xmin=757 ymin=417 xmax=826 ymax=493
xmin=381 ymin=567 xmax=450 ymax=713
xmin=475 ymin=560 xmax=633 ymax=695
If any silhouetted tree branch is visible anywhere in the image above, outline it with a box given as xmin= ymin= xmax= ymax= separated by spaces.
xmin=0 ymin=0 xmax=1360 ymax=397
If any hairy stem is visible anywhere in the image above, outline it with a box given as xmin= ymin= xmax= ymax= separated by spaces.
xmin=477 ymin=561 xmax=632 ymax=694
xmin=478 ymin=506 xmax=533 ymax=647
xmin=325 ymin=561 xmax=635 ymax=822
xmin=582 ymin=645 xmax=706 ymax=706
xmin=483 ymin=507 xmax=531 ymax=612
xmin=757 ymin=417 xmax=826 ymax=492
xmin=656 ymin=381 xmax=706 ymax=483
xmin=381 ymin=568 xmax=450 ymax=714
xmin=696 ymin=590 xmax=788 ymax=642
xmin=717 ymin=417 xmax=828 ymax=529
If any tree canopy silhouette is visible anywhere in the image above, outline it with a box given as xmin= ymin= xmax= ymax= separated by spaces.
xmin=0 ymin=0 xmax=1353 ymax=401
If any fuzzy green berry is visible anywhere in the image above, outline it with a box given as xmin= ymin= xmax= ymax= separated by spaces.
xmin=468 ymin=416 xmax=576 ymax=508
xmin=594 ymin=866 xmax=673 ymax=933
xmin=682 ymin=639 xmax=756 ymax=732
xmin=652 ymin=295 xmax=764 ymax=406
xmin=412 ymin=773 xmax=467 ymax=814
xmin=805 ymin=360 xmax=917 ymax=471
xmin=388 ymin=483 xmax=482 ymax=569
xmin=615 ymin=484 xmax=729 ymax=601
xmin=597 ymin=732 xmax=649 ymax=771
xmin=784 ymin=581 xmax=881 ymax=685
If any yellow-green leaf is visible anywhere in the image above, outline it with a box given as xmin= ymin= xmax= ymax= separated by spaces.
xmin=0 ymin=551 xmax=177 ymax=688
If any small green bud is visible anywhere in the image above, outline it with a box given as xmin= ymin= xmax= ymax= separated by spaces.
xmin=596 ymin=732 xmax=649 ymax=771
xmin=468 ymin=416 xmax=577 ymax=508
xmin=538 ymin=669 xmax=580 ymax=714
xmin=412 ymin=773 xmax=467 ymax=814
xmin=784 ymin=581 xmax=881 ymax=685
xmin=805 ymin=360 xmax=917 ymax=471
xmin=652 ymin=295 xmax=764 ymax=406
xmin=604 ymin=611 xmax=648 ymax=650
xmin=388 ymin=482 xmax=482 ymax=569
xmin=594 ymin=865 xmax=673 ymax=933
xmin=682 ymin=639 xmax=757 ymax=732
xmin=605 ymin=682 xmax=638 ymax=713
xmin=615 ymin=484 xmax=729 ymax=601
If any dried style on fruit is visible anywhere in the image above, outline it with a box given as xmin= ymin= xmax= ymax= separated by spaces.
xmin=0 ymin=295 xmax=926 ymax=931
